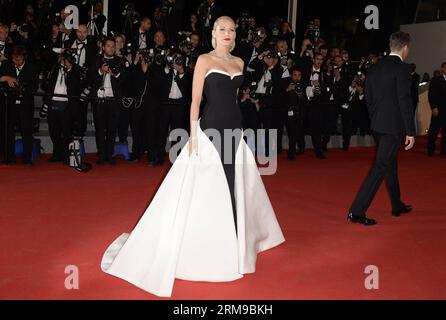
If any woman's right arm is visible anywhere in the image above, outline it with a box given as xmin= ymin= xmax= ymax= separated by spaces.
xmin=188 ymin=54 xmax=208 ymax=156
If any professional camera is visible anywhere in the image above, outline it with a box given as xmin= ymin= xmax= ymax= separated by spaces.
xmin=0 ymin=43 xmax=5 ymax=52
xmin=238 ymin=12 xmax=250 ymax=32
xmin=197 ymin=1 xmax=209 ymax=20
xmin=61 ymin=50 xmax=77 ymax=66
xmin=121 ymin=42 xmax=132 ymax=56
xmin=266 ymin=51 xmax=279 ymax=60
xmin=248 ymin=82 xmax=259 ymax=100
xmin=160 ymin=0 xmax=174 ymax=14
xmin=179 ymin=37 xmax=193 ymax=53
xmin=104 ymin=58 xmax=126 ymax=74
xmin=10 ymin=80 xmax=27 ymax=97
xmin=167 ymin=52 xmax=185 ymax=67
xmin=249 ymin=29 xmax=264 ymax=45
xmin=122 ymin=3 xmax=136 ymax=16
xmin=291 ymin=81 xmax=303 ymax=95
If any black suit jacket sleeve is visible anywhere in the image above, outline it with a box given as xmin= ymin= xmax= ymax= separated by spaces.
xmin=365 ymin=72 xmax=375 ymax=116
xmin=396 ymin=63 xmax=416 ymax=136
xmin=428 ymin=76 xmax=444 ymax=111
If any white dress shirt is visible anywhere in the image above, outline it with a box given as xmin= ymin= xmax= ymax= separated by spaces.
xmin=165 ymin=67 xmax=184 ymax=99
xmin=255 ymin=68 xmax=273 ymax=94
xmin=71 ymin=39 xmax=87 ymax=67
xmin=52 ymin=67 xmax=68 ymax=102
xmin=306 ymin=66 xmax=321 ymax=99
xmin=139 ymin=29 xmax=147 ymax=50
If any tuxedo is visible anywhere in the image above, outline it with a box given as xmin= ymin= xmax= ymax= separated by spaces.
xmin=326 ymin=71 xmax=349 ymax=145
xmin=249 ymin=57 xmax=289 ymax=156
xmin=44 ymin=64 xmax=83 ymax=160
xmin=0 ymin=60 xmax=39 ymax=164
xmin=91 ymin=55 xmax=127 ymax=163
xmin=427 ymin=74 xmax=446 ymax=155
xmin=302 ymin=66 xmax=331 ymax=157
xmin=350 ymin=54 xmax=415 ymax=217
xmin=411 ymin=72 xmax=421 ymax=114
xmin=131 ymin=28 xmax=155 ymax=53
xmin=64 ymin=37 xmax=98 ymax=71
xmin=155 ymin=65 xmax=190 ymax=163
xmin=0 ymin=42 xmax=12 ymax=68
xmin=127 ymin=62 xmax=162 ymax=161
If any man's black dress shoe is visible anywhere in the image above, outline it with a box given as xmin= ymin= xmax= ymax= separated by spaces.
xmin=392 ymin=204 xmax=413 ymax=217
xmin=109 ymin=158 xmax=117 ymax=166
xmin=96 ymin=159 xmax=105 ymax=166
xmin=48 ymin=156 xmax=62 ymax=162
xmin=316 ymin=152 xmax=326 ymax=160
xmin=347 ymin=213 xmax=377 ymax=226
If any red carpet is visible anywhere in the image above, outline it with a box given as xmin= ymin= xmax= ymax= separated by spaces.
xmin=1 ymin=137 xmax=445 ymax=300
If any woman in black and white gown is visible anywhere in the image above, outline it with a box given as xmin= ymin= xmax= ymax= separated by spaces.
xmin=101 ymin=16 xmax=285 ymax=297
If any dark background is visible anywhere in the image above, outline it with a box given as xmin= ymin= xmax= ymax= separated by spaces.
xmin=106 ymin=0 xmax=420 ymax=59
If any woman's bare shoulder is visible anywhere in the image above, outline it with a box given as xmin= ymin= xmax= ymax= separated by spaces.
xmin=233 ymin=56 xmax=244 ymax=70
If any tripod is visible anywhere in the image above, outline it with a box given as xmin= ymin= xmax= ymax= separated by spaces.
xmin=87 ymin=2 xmax=100 ymax=37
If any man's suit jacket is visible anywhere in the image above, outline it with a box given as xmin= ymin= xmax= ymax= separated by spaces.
xmin=0 ymin=60 xmax=39 ymax=107
xmin=411 ymin=72 xmax=420 ymax=108
xmin=428 ymin=75 xmax=446 ymax=121
xmin=160 ymin=67 xmax=190 ymax=104
xmin=43 ymin=63 xmax=83 ymax=109
xmin=64 ymin=37 xmax=98 ymax=71
xmin=365 ymin=55 xmax=415 ymax=136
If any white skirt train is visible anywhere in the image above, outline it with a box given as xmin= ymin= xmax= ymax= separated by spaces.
xmin=100 ymin=119 xmax=285 ymax=297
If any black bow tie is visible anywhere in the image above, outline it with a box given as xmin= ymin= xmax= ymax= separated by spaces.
xmin=77 ymin=41 xmax=86 ymax=46
xmin=312 ymin=70 xmax=320 ymax=75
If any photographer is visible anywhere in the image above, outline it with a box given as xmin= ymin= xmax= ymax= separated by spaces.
xmin=114 ymin=33 xmax=133 ymax=144
xmin=283 ymin=67 xmax=307 ymax=160
xmin=249 ymin=49 xmax=287 ymax=157
xmin=0 ymin=46 xmax=39 ymax=165
xmin=198 ymin=0 xmax=223 ymax=50
xmin=297 ymin=38 xmax=314 ymax=72
xmin=0 ymin=23 xmax=12 ymax=68
xmin=154 ymin=51 xmax=189 ymax=166
xmin=239 ymin=83 xmax=261 ymax=155
xmin=132 ymin=17 xmax=155 ymax=53
xmin=276 ymin=39 xmax=298 ymax=71
xmin=63 ymin=24 xmax=99 ymax=137
xmin=326 ymin=55 xmax=349 ymax=150
xmin=303 ymin=52 xmax=330 ymax=159
xmin=304 ymin=18 xmax=321 ymax=45
xmin=91 ymin=37 xmax=127 ymax=165
xmin=43 ymin=52 xmax=83 ymax=163
xmin=127 ymin=51 xmax=162 ymax=164
xmin=236 ymin=27 xmax=268 ymax=78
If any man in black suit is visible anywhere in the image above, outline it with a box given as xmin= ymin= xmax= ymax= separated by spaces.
xmin=91 ymin=38 xmax=126 ymax=165
xmin=0 ymin=24 xmax=12 ymax=68
xmin=154 ymin=53 xmax=189 ymax=166
xmin=248 ymin=49 xmax=287 ymax=157
xmin=43 ymin=53 xmax=83 ymax=163
xmin=63 ymin=24 xmax=98 ymax=137
xmin=348 ymin=32 xmax=416 ymax=226
xmin=132 ymin=17 xmax=155 ymax=54
xmin=0 ymin=46 xmax=39 ymax=165
xmin=427 ymin=61 xmax=446 ymax=156
xmin=302 ymin=52 xmax=331 ymax=159
xmin=410 ymin=63 xmax=420 ymax=115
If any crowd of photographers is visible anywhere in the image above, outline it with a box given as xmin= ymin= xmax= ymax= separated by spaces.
xmin=0 ymin=0 xmax=417 ymax=167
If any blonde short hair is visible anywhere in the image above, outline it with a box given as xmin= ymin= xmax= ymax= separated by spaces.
xmin=211 ymin=16 xmax=236 ymax=52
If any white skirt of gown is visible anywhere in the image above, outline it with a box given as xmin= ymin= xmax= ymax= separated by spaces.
xmin=101 ymin=119 xmax=285 ymax=297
